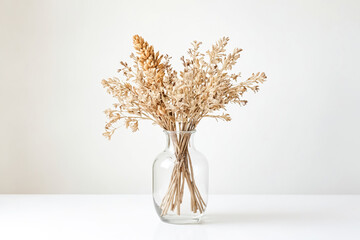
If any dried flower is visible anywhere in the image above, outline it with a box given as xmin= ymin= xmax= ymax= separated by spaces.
xmin=102 ymin=35 xmax=267 ymax=215
xmin=102 ymin=35 xmax=267 ymax=139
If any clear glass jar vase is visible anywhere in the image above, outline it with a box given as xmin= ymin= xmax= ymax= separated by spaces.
xmin=152 ymin=130 xmax=209 ymax=224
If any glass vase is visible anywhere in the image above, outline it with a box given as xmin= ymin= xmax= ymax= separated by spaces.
xmin=152 ymin=130 xmax=209 ymax=224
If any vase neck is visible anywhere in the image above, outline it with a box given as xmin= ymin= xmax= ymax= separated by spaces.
xmin=164 ymin=130 xmax=196 ymax=151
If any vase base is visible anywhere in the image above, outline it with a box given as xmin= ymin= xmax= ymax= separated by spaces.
xmin=154 ymin=201 xmax=203 ymax=224
xmin=159 ymin=215 xmax=202 ymax=224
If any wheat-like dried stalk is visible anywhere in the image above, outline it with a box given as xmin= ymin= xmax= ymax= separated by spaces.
xmin=102 ymin=35 xmax=267 ymax=216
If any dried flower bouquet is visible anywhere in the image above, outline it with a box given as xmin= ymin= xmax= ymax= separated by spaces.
xmin=102 ymin=35 xmax=266 ymax=216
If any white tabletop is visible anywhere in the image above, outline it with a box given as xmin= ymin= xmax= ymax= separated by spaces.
xmin=0 ymin=195 xmax=359 ymax=240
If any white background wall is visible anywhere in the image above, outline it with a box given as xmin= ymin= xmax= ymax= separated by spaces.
xmin=1 ymin=0 xmax=359 ymax=194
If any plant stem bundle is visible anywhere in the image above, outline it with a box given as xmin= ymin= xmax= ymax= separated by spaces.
xmin=160 ymin=133 xmax=205 ymax=215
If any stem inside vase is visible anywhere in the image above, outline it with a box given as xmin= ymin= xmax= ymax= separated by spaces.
xmin=160 ymin=132 xmax=206 ymax=216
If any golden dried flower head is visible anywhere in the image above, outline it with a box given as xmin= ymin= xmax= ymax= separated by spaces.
xmin=133 ymin=35 xmax=164 ymax=85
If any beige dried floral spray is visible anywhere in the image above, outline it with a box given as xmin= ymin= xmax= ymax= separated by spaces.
xmin=102 ymin=35 xmax=267 ymax=216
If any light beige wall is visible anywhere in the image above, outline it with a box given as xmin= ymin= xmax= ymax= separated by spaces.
xmin=1 ymin=0 xmax=359 ymax=193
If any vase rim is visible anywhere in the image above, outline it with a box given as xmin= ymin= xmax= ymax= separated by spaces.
xmin=163 ymin=130 xmax=196 ymax=134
